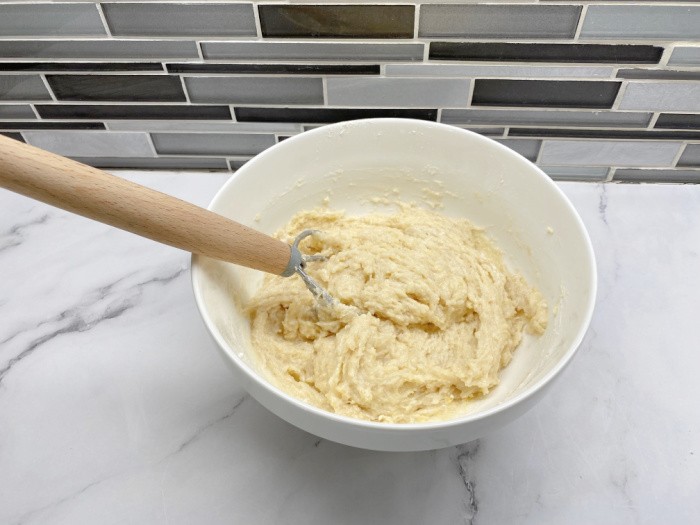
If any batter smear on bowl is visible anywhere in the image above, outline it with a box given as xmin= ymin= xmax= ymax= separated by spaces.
xmin=247 ymin=205 xmax=547 ymax=423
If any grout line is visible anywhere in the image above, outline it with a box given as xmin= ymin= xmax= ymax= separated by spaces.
xmin=605 ymin=167 xmax=615 ymax=182
xmin=648 ymin=112 xmax=661 ymax=129
xmin=659 ymin=44 xmax=675 ymax=67
xmin=611 ymin=81 xmax=629 ymax=110
xmin=38 ymin=74 xmax=57 ymax=101
xmin=413 ymin=4 xmax=420 ymax=41
xmin=229 ymin=105 xmax=237 ymax=122
xmin=195 ymin=41 xmax=205 ymax=61
xmin=534 ymin=141 xmax=544 ymax=165
xmin=29 ymin=104 xmax=41 ymax=119
xmin=436 ymin=108 xmax=443 ymax=122
xmin=573 ymin=4 xmax=589 ymax=42
xmin=466 ymin=78 xmax=476 ymax=106
xmin=503 ymin=127 xmax=509 ymax=138
xmin=671 ymin=142 xmax=688 ymax=167
xmin=144 ymin=132 xmax=158 ymax=157
xmin=179 ymin=76 xmax=191 ymax=103
xmin=253 ymin=3 xmax=263 ymax=40
xmin=95 ymin=4 xmax=112 ymax=38
xmin=322 ymin=77 xmax=329 ymax=106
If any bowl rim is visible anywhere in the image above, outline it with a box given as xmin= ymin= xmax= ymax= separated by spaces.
xmin=191 ymin=117 xmax=598 ymax=431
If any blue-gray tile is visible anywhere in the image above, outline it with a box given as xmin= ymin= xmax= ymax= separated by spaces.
xmin=581 ymin=5 xmax=700 ymax=40
xmin=495 ymin=139 xmax=541 ymax=162
xmin=613 ymin=168 xmax=700 ymax=183
xmin=668 ymin=47 xmax=700 ymax=67
xmin=539 ymin=140 xmax=681 ymax=167
xmin=326 ymin=78 xmax=469 ymax=107
xmin=23 ymin=131 xmax=154 ymax=158
xmin=0 ymin=40 xmax=199 ymax=60
xmin=0 ymin=104 xmax=36 ymax=119
xmin=540 ymin=166 xmax=609 ymax=182
xmin=0 ymin=4 xmax=106 ymax=36
xmin=201 ymin=42 xmax=424 ymax=62
xmin=419 ymin=4 xmax=581 ymax=39
xmin=151 ymin=133 xmax=275 ymax=156
xmin=102 ymin=3 xmax=256 ymax=37
xmin=47 ymin=75 xmax=186 ymax=102
xmin=619 ymin=83 xmax=700 ymax=112
xmin=0 ymin=75 xmax=51 ymax=101
xmin=678 ymin=145 xmax=700 ymax=167
xmin=386 ymin=64 xmax=614 ymax=79
xmin=185 ymin=77 xmax=323 ymax=105
xmin=441 ymin=109 xmax=651 ymax=128
xmin=72 ymin=156 xmax=229 ymax=171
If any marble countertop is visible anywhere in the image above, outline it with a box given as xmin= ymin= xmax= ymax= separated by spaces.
xmin=1 ymin=171 xmax=698 ymax=524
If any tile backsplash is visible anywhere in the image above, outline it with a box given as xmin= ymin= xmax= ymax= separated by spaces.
xmin=1 ymin=1 xmax=700 ymax=183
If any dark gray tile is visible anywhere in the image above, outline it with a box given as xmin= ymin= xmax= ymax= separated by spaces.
xmin=37 ymin=105 xmax=230 ymax=121
xmin=678 ymin=145 xmax=700 ymax=167
xmin=103 ymin=3 xmax=255 ymax=37
xmin=185 ymin=76 xmax=323 ymax=105
xmin=655 ymin=114 xmax=700 ymax=130
xmin=326 ymin=78 xmax=469 ymax=107
xmin=617 ymin=69 xmax=700 ymax=81
xmin=668 ymin=47 xmax=700 ymax=67
xmin=229 ymin=159 xmax=250 ymax=171
xmin=620 ymin=83 xmax=700 ymax=112
xmin=0 ymin=40 xmax=198 ymax=60
xmin=168 ymin=63 xmax=379 ymax=75
xmin=0 ymin=132 xmax=24 ymax=143
xmin=24 ymin=131 xmax=154 ymax=157
xmin=495 ymin=139 xmax=541 ymax=162
xmin=461 ymin=127 xmax=505 ymax=137
xmin=472 ymin=80 xmax=621 ymax=109
xmin=47 ymin=75 xmax=185 ymax=102
xmin=259 ymin=5 xmax=414 ymax=38
xmin=0 ymin=4 xmax=106 ymax=37
xmin=420 ymin=5 xmax=580 ymax=39
xmin=0 ymin=121 xmax=105 ymax=130
xmin=71 ymin=156 xmax=229 ymax=170
xmin=429 ymin=42 xmax=663 ymax=64
xmin=540 ymin=166 xmax=608 ymax=182
xmin=234 ymin=107 xmax=438 ymax=123
xmin=0 ymin=63 xmax=165 ymax=73
xmin=0 ymin=75 xmax=52 ymax=101
xmin=509 ymin=128 xmax=700 ymax=141
xmin=441 ymin=108 xmax=651 ymax=128
xmin=201 ymin=41 xmax=424 ymax=62
xmin=151 ymin=133 xmax=276 ymax=156
xmin=581 ymin=5 xmax=700 ymax=40
xmin=540 ymin=140 xmax=681 ymax=167
xmin=614 ymin=168 xmax=700 ymax=184
xmin=0 ymin=104 xmax=35 ymax=119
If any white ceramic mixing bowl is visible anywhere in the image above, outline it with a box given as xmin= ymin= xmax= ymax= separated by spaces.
xmin=191 ymin=118 xmax=596 ymax=452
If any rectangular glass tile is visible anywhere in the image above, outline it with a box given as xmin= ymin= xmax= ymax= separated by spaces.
xmin=540 ymin=166 xmax=609 ymax=181
xmin=23 ymin=131 xmax=154 ymax=157
xmin=102 ymin=3 xmax=255 ymax=37
xmin=472 ymin=80 xmax=621 ymax=109
xmin=539 ymin=140 xmax=681 ymax=166
xmin=655 ymin=114 xmax=700 ymax=130
xmin=678 ymin=145 xmax=700 ymax=167
xmin=581 ymin=5 xmax=700 ymax=40
xmin=234 ymin=107 xmax=438 ymax=123
xmin=419 ymin=5 xmax=580 ymax=39
xmin=0 ymin=75 xmax=52 ymax=101
xmin=0 ymin=104 xmax=35 ymax=119
xmin=0 ymin=121 xmax=105 ymax=130
xmin=229 ymin=159 xmax=249 ymax=171
xmin=512 ymin=128 xmax=700 ymax=140
xmin=0 ymin=4 xmax=106 ymax=37
xmin=617 ymin=69 xmax=700 ymax=81
xmin=494 ymin=139 xmax=541 ymax=162
xmin=185 ymin=77 xmax=323 ymax=105
xmin=36 ymin=105 xmax=231 ymax=120
xmin=620 ymin=83 xmax=700 ymax=112
xmin=326 ymin=78 xmax=469 ymax=107
xmin=106 ymin=121 xmax=300 ymax=133
xmin=151 ymin=133 xmax=275 ymax=156
xmin=0 ymin=40 xmax=199 ymax=60
xmin=614 ymin=169 xmax=700 ymax=184
xmin=71 ymin=156 xmax=229 ymax=170
xmin=1 ymin=132 xmax=24 ymax=142
xmin=386 ymin=64 xmax=613 ymax=79
xmin=258 ymin=5 xmax=414 ymax=38
xmin=47 ymin=75 xmax=185 ymax=102
xmin=168 ymin=63 xmax=379 ymax=75
xmin=441 ymin=108 xmax=650 ymax=128
xmin=201 ymin=42 xmax=424 ymax=62
xmin=0 ymin=63 xmax=164 ymax=73
xmin=668 ymin=47 xmax=700 ymax=67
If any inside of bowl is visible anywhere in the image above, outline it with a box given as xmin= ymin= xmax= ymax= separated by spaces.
xmin=194 ymin=120 xmax=595 ymax=420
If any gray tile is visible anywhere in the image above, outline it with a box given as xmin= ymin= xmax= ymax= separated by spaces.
xmin=326 ymin=78 xmax=469 ymax=107
xmin=106 ymin=121 xmax=300 ymax=133
xmin=103 ymin=3 xmax=255 ymax=37
xmin=385 ymin=64 xmax=614 ymax=79
xmin=185 ymin=77 xmax=323 ymax=105
xmin=201 ymin=41 xmax=424 ymax=62
xmin=441 ymin=109 xmax=651 ymax=128
xmin=71 ymin=156 xmax=229 ymax=170
xmin=581 ymin=5 xmax=700 ymax=40
xmin=614 ymin=168 xmax=700 ymax=183
xmin=419 ymin=4 xmax=580 ymax=39
xmin=23 ymin=131 xmax=154 ymax=158
xmin=495 ymin=139 xmax=541 ymax=162
xmin=0 ymin=75 xmax=51 ymax=101
xmin=0 ymin=104 xmax=36 ymax=119
xmin=539 ymin=140 xmax=681 ymax=167
xmin=461 ymin=127 xmax=505 ymax=137
xmin=617 ymin=69 xmax=700 ymax=81
xmin=540 ymin=166 xmax=609 ymax=181
xmin=668 ymin=47 xmax=700 ymax=67
xmin=229 ymin=158 xmax=250 ymax=171
xmin=678 ymin=144 xmax=700 ymax=167
xmin=0 ymin=4 xmax=106 ymax=36
xmin=619 ymin=83 xmax=700 ymax=112
xmin=0 ymin=40 xmax=199 ymax=60
xmin=151 ymin=133 xmax=275 ymax=156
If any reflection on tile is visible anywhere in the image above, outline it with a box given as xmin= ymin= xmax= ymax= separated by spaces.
xmin=71 ymin=156 xmax=229 ymax=170
xmin=106 ymin=121 xmax=300 ymax=133
xmin=103 ymin=3 xmax=255 ymax=37
xmin=185 ymin=77 xmax=323 ymax=104
xmin=37 ymin=104 xmax=231 ymax=120
xmin=540 ymin=166 xmax=608 ymax=181
xmin=0 ymin=40 xmax=199 ymax=60
xmin=441 ymin=108 xmax=650 ymax=128
xmin=47 ymin=75 xmax=185 ymax=102
xmin=429 ymin=42 xmax=663 ymax=64
xmin=668 ymin=47 xmax=700 ymax=66
xmin=619 ymin=82 xmax=700 ymax=111
xmin=581 ymin=5 xmax=700 ymax=40
xmin=616 ymin=69 xmax=700 ymax=81
xmin=539 ymin=140 xmax=681 ymax=166
xmin=234 ymin=107 xmax=437 ymax=123
xmin=509 ymin=128 xmax=700 ymax=141
xmin=494 ymin=139 xmax=541 ymax=161
xmin=386 ymin=64 xmax=613 ymax=78
xmin=614 ymin=168 xmax=700 ymax=183
xmin=258 ymin=5 xmax=414 ymax=38
xmin=0 ymin=104 xmax=36 ymax=119
xmin=678 ymin=145 xmax=700 ymax=167
xmin=655 ymin=113 xmax=700 ymax=130
xmin=201 ymin=41 xmax=424 ymax=62
xmin=169 ymin=63 xmax=379 ymax=75
xmin=419 ymin=4 xmax=580 ymax=38
xmin=0 ymin=121 xmax=105 ymax=130
xmin=151 ymin=133 xmax=276 ymax=156
xmin=472 ymin=80 xmax=620 ymax=108
xmin=0 ymin=4 xmax=105 ymax=36
xmin=0 ymin=63 xmax=165 ymax=73
xmin=326 ymin=78 xmax=469 ymax=107
xmin=0 ymin=75 xmax=52 ymax=101
xmin=0 ymin=132 xmax=24 ymax=143
xmin=23 ymin=131 xmax=154 ymax=157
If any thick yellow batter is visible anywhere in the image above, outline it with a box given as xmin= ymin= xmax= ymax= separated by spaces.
xmin=247 ymin=206 xmax=547 ymax=423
